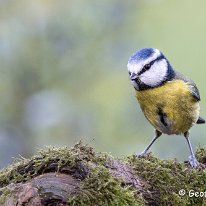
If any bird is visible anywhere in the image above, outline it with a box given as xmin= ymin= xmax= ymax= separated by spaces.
xmin=127 ymin=48 xmax=205 ymax=168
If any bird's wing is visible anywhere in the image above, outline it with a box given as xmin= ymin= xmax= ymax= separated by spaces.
xmin=174 ymin=70 xmax=200 ymax=101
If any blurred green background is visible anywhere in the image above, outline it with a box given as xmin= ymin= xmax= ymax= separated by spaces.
xmin=0 ymin=0 xmax=205 ymax=168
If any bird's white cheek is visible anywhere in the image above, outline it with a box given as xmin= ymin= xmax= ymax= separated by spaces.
xmin=140 ymin=60 xmax=168 ymax=87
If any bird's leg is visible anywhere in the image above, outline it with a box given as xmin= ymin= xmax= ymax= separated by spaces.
xmin=184 ymin=131 xmax=199 ymax=168
xmin=138 ymin=130 xmax=162 ymax=157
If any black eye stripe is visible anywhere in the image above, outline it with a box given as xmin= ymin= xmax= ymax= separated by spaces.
xmin=138 ymin=60 xmax=155 ymax=76
xmin=138 ymin=55 xmax=163 ymax=76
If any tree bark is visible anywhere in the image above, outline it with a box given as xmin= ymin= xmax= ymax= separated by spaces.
xmin=2 ymin=173 xmax=80 ymax=206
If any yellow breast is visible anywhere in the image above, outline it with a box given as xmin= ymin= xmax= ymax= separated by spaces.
xmin=136 ymin=80 xmax=200 ymax=135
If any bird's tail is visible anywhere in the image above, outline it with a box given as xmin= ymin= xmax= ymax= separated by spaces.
xmin=196 ymin=116 xmax=205 ymax=124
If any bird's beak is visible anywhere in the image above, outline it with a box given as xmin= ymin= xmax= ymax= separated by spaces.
xmin=130 ymin=73 xmax=138 ymax=81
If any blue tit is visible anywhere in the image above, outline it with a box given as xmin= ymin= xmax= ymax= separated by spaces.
xmin=127 ymin=48 xmax=205 ymax=168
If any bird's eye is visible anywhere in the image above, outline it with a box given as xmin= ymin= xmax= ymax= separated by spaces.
xmin=138 ymin=61 xmax=154 ymax=76
xmin=144 ymin=63 xmax=151 ymax=71
xmin=128 ymin=71 xmax=131 ymax=75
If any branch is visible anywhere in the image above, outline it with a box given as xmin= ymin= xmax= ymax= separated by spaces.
xmin=0 ymin=142 xmax=206 ymax=205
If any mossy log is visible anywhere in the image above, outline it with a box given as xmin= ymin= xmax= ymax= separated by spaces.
xmin=1 ymin=142 xmax=206 ymax=205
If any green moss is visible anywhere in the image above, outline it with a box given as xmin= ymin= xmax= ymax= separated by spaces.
xmin=129 ymin=148 xmax=206 ymax=206
xmin=0 ymin=187 xmax=12 ymax=204
xmin=0 ymin=142 xmax=144 ymax=206
xmin=68 ymin=165 xmax=144 ymax=206
xmin=1 ymin=143 xmax=206 ymax=205
xmin=196 ymin=147 xmax=206 ymax=164
xmin=0 ymin=142 xmax=95 ymax=187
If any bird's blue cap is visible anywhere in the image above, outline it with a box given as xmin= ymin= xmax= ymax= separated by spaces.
xmin=129 ymin=48 xmax=155 ymax=63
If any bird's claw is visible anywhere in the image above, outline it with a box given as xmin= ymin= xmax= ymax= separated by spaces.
xmin=188 ymin=155 xmax=199 ymax=168
xmin=137 ymin=151 xmax=147 ymax=158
